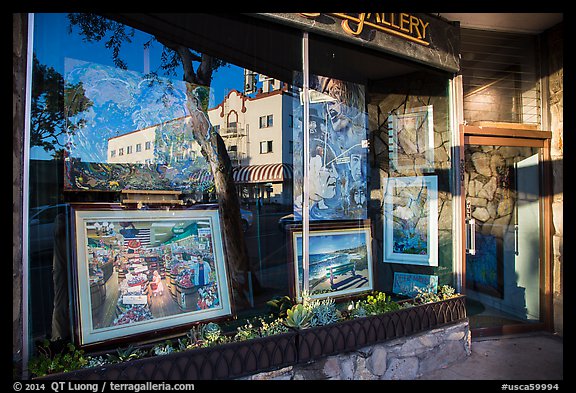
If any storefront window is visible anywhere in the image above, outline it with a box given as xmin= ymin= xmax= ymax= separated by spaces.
xmin=305 ymin=33 xmax=456 ymax=300
xmin=27 ymin=13 xmax=303 ymax=348
xmin=26 ymin=13 xmax=455 ymax=356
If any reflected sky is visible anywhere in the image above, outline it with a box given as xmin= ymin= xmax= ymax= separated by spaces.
xmin=32 ymin=13 xmax=245 ymax=160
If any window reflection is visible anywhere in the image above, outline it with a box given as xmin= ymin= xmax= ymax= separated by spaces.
xmin=29 ymin=13 xmax=299 ymax=343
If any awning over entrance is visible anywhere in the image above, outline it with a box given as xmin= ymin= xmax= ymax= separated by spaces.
xmin=233 ymin=163 xmax=293 ymax=184
xmin=190 ymin=163 xmax=293 ymax=184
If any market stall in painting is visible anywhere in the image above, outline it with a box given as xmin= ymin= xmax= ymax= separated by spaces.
xmin=74 ymin=207 xmax=231 ymax=346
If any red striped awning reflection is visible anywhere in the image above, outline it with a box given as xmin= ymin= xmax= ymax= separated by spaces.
xmin=233 ymin=163 xmax=293 ymax=184
xmin=190 ymin=164 xmax=293 ymax=184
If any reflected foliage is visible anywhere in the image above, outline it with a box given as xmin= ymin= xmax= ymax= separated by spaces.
xmin=31 ymin=55 xmax=93 ymax=156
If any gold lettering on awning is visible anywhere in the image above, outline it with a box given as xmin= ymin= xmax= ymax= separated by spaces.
xmin=301 ymin=13 xmax=430 ymax=46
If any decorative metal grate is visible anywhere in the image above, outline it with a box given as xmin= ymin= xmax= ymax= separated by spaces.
xmin=38 ymin=296 xmax=466 ymax=380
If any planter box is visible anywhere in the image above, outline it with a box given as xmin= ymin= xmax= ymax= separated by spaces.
xmin=37 ymin=331 xmax=298 ymax=380
xmin=297 ymin=295 xmax=466 ymax=362
xmin=36 ymin=296 xmax=465 ymax=380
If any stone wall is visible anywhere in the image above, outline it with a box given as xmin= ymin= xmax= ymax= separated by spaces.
xmin=367 ymin=73 xmax=455 ymax=291
xmin=241 ymin=320 xmax=471 ymax=380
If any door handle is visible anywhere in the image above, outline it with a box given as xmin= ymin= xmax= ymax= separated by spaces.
xmin=466 ymin=218 xmax=476 ymax=255
xmin=514 ymin=224 xmax=519 ymax=255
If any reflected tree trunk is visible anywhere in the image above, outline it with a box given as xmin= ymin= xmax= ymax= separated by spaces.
xmin=67 ymin=14 xmax=254 ymax=307
xmin=168 ymin=44 xmax=252 ymax=307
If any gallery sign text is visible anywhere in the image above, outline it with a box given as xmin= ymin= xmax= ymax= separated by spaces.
xmin=301 ymin=13 xmax=430 ymax=46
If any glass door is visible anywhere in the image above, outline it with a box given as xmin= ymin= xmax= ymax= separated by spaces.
xmin=463 ymin=135 xmax=548 ymax=334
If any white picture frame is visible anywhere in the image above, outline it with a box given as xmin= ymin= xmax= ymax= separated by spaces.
xmin=383 ymin=176 xmax=438 ymax=266
xmin=71 ymin=205 xmax=232 ymax=347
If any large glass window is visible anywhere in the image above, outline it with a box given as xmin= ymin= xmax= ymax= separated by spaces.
xmin=26 ymin=13 xmax=455 ymax=357
xmin=302 ymin=33 xmax=456 ymax=300
xmin=460 ymin=28 xmax=541 ymax=125
xmin=27 ymin=13 xmax=303 ymax=348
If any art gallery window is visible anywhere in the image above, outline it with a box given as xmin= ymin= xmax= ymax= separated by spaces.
xmin=23 ymin=12 xmax=458 ymax=364
xmin=295 ymin=31 xmax=457 ymax=302
xmin=25 ymin=12 xmax=304 ymax=352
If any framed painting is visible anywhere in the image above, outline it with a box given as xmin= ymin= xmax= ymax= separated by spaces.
xmin=70 ymin=204 xmax=231 ymax=347
xmin=293 ymin=74 xmax=369 ymax=221
xmin=388 ymin=105 xmax=434 ymax=173
xmin=289 ymin=221 xmax=374 ymax=301
xmin=392 ymin=272 xmax=438 ymax=298
xmin=383 ymin=176 xmax=438 ymax=266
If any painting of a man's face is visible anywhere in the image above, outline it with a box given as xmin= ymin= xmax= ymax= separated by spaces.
xmin=317 ymin=164 xmax=337 ymax=200
xmin=310 ymin=160 xmax=337 ymax=203
xmin=350 ymin=154 xmax=362 ymax=181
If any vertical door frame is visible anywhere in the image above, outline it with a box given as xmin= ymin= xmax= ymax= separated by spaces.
xmin=459 ymin=125 xmax=553 ymax=336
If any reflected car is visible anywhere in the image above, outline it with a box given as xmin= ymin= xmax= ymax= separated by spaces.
xmin=28 ymin=204 xmax=69 ymax=257
xmin=240 ymin=208 xmax=254 ymax=232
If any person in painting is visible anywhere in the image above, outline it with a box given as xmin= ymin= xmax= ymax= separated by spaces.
xmin=319 ymin=77 xmax=365 ymax=138
xmin=151 ymin=270 xmax=164 ymax=296
xmin=349 ymin=183 xmax=367 ymax=210
xmin=350 ymin=153 xmax=363 ymax=182
xmin=193 ymin=258 xmax=213 ymax=287
xmin=309 ymin=144 xmax=338 ymax=210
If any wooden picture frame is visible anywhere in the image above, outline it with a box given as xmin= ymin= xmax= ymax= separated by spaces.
xmin=288 ymin=220 xmax=374 ymax=301
xmin=383 ymin=176 xmax=439 ymax=266
xmin=70 ymin=204 xmax=232 ymax=347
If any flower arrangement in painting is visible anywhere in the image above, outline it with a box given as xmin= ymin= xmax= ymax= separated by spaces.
xmin=127 ymin=273 xmax=147 ymax=287
xmin=197 ymin=282 xmax=219 ymax=309
xmin=112 ymin=305 xmax=153 ymax=326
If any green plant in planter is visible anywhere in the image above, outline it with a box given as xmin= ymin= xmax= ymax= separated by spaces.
xmin=413 ymin=284 xmax=458 ymax=305
xmin=233 ymin=316 xmax=290 ymax=342
xmin=259 ymin=317 xmax=289 ymax=337
xmin=84 ymin=356 xmax=109 ymax=369
xmin=187 ymin=322 xmax=228 ymax=348
xmin=202 ymin=322 xmax=223 ymax=342
xmin=438 ymin=285 xmax=456 ymax=299
xmin=233 ymin=320 xmax=260 ymax=341
xmin=266 ymin=295 xmax=295 ymax=319
xmin=362 ymin=292 xmax=401 ymax=315
xmin=307 ymin=297 xmax=342 ymax=327
xmin=151 ymin=340 xmax=177 ymax=356
xmin=28 ymin=340 xmax=89 ymax=377
xmin=346 ymin=300 xmax=369 ymax=319
xmin=107 ymin=345 xmax=146 ymax=364
xmin=284 ymin=304 xmax=312 ymax=329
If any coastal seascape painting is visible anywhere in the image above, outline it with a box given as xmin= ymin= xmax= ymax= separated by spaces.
xmin=290 ymin=222 xmax=373 ymax=300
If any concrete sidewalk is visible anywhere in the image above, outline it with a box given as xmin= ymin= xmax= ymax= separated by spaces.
xmin=417 ymin=331 xmax=563 ymax=380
